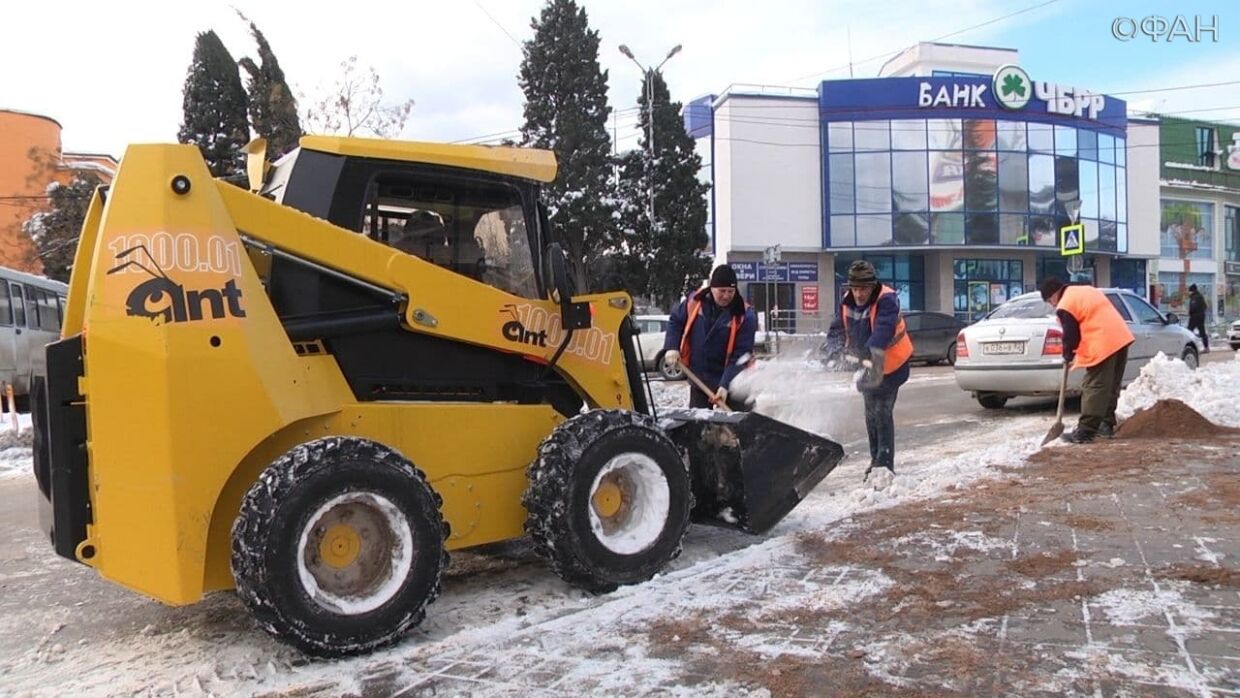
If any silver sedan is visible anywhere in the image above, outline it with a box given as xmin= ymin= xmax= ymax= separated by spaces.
xmin=953 ymin=289 xmax=1203 ymax=409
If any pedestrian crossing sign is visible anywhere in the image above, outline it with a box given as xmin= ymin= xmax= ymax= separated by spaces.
xmin=1059 ymin=224 xmax=1084 ymax=256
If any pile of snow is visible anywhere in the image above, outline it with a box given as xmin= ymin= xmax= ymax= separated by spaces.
xmin=0 ymin=413 xmax=33 ymax=480
xmin=1116 ymin=351 xmax=1240 ymax=427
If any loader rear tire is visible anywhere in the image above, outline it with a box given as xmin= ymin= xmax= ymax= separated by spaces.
xmin=523 ymin=410 xmax=692 ymax=594
xmin=231 ymin=437 xmax=448 ymax=657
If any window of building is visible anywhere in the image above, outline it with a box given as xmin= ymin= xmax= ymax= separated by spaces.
xmin=1159 ymin=200 xmax=1214 ymax=261
xmin=824 ymin=119 xmax=1126 ymax=252
xmin=1154 ymin=272 xmax=1213 ymax=315
xmin=1110 ymin=258 xmax=1147 ymax=297
xmin=1195 ymin=127 xmax=1216 ymax=168
xmin=952 ymin=258 xmax=1024 ymax=322
xmin=1226 ymin=205 xmax=1239 ymax=262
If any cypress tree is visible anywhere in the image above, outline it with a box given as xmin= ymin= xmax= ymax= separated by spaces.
xmin=518 ymin=0 xmax=616 ymax=292
xmin=178 ymin=30 xmax=250 ymax=178
xmin=23 ymin=172 xmax=103 ymax=282
xmin=237 ymin=16 xmax=302 ymax=158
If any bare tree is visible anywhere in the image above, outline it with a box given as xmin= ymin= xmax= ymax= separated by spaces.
xmin=300 ymin=56 xmax=414 ymax=138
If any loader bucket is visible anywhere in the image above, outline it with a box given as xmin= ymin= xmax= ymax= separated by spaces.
xmin=660 ymin=409 xmax=845 ymax=534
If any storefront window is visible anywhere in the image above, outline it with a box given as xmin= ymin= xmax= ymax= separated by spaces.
xmin=953 ymin=258 xmax=1025 ymax=322
xmin=1160 ymin=200 xmax=1214 ymax=260
xmin=1156 ymin=272 xmax=1214 ymax=316
xmin=1111 ymin=258 xmax=1146 ymax=296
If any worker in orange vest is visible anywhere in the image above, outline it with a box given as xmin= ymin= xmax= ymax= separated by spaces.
xmin=825 ymin=260 xmax=914 ymax=487
xmin=1040 ymin=278 xmax=1135 ymax=443
xmin=663 ymin=264 xmax=757 ymax=410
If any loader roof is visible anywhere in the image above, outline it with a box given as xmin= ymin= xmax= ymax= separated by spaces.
xmin=299 ymin=136 xmax=558 ymax=183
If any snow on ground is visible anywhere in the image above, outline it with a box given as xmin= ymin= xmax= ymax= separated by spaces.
xmin=0 ymin=412 xmax=33 ymax=480
xmin=2 ymin=357 xmax=1238 ymax=696
xmin=1116 ymin=350 xmax=1240 ymax=426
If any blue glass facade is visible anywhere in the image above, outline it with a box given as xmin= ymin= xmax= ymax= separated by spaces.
xmin=820 ymin=76 xmax=1128 ymax=255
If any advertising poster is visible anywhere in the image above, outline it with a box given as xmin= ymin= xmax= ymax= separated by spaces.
xmin=801 ymin=286 xmax=819 ymax=312
xmin=969 ymin=281 xmax=989 ymax=315
xmin=990 ymin=282 xmax=1008 ymax=307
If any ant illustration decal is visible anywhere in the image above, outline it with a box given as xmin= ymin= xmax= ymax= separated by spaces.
xmin=107 ymin=243 xmax=246 ymax=324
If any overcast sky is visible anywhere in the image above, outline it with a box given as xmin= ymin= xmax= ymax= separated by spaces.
xmin=3 ymin=0 xmax=1235 ymax=157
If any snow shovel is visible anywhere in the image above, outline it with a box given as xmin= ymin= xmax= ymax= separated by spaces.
xmin=678 ymin=362 xmax=731 ymax=411
xmin=1041 ymin=362 xmax=1071 ymax=446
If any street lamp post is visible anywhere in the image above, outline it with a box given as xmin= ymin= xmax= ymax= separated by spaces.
xmin=618 ymin=44 xmax=681 ymax=228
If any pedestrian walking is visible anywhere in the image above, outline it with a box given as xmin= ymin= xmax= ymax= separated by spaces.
xmin=1187 ymin=284 xmax=1210 ymax=353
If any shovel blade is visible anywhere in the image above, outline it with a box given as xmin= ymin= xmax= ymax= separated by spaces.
xmin=1041 ymin=421 xmax=1064 ymax=446
xmin=660 ymin=409 xmax=844 ymax=534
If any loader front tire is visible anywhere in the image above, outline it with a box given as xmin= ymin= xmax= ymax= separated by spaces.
xmin=231 ymin=437 xmax=448 ymax=657
xmin=523 ymin=410 xmax=692 ymax=594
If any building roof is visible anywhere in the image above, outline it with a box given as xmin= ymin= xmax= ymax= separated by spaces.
xmin=0 ymin=108 xmax=63 ymax=129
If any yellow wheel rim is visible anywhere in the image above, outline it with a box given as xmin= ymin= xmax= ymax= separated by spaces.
xmin=319 ymin=523 xmax=362 ymax=569
xmin=592 ymin=479 xmax=624 ymax=519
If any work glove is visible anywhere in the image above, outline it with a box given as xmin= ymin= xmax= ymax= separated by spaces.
xmin=713 ymin=386 xmax=729 ymax=407
xmin=663 ymin=350 xmax=681 ymax=367
xmin=855 ymin=349 xmax=885 ymax=390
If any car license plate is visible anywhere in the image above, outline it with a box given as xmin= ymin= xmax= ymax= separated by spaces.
xmin=982 ymin=341 xmax=1025 ymax=355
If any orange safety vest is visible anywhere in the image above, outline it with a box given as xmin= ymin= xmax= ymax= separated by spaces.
xmin=678 ymin=295 xmax=743 ymax=368
xmin=1056 ymin=285 xmax=1135 ymax=369
xmin=840 ymin=285 xmax=915 ymax=375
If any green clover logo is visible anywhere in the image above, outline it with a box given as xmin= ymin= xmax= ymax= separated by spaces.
xmin=1001 ymin=74 xmax=1026 ymax=98
xmin=992 ymin=65 xmax=1032 ymax=110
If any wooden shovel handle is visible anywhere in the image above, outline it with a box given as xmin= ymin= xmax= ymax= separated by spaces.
xmin=677 ymin=361 xmax=731 ymax=412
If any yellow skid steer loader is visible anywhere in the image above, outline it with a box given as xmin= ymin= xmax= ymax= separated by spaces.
xmin=31 ymin=136 xmax=844 ymax=656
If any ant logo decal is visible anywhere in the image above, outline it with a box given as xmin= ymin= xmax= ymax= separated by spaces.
xmin=107 ymin=243 xmax=246 ymax=324
xmin=500 ymin=303 xmax=547 ymax=348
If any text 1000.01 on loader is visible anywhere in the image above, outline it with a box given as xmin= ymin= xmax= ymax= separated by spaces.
xmin=30 ymin=136 xmax=844 ymax=657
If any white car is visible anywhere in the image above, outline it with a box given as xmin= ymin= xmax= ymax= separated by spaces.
xmin=632 ymin=314 xmax=684 ymax=380
xmin=1229 ymin=319 xmax=1240 ymax=351
xmin=954 ymin=289 xmax=1203 ymax=409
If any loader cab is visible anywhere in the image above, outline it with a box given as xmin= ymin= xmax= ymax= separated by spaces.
xmin=264 ymin=144 xmax=550 ymax=301
xmin=256 ymin=139 xmax=589 ymax=417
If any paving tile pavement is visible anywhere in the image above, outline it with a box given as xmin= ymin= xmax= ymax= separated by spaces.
xmin=271 ymin=434 xmax=1240 ymax=698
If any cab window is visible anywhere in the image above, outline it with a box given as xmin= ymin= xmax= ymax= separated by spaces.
xmin=360 ymin=173 xmax=539 ymax=299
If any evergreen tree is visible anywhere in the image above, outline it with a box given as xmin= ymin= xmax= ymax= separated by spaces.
xmin=23 ymin=172 xmax=102 ymax=282
xmin=178 ymin=30 xmax=250 ymax=178
xmin=617 ymin=69 xmax=711 ymax=309
xmin=236 ymin=14 xmax=302 ymax=158
xmin=519 ymin=0 xmax=616 ymax=292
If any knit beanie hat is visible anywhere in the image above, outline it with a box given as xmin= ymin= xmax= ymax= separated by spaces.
xmin=710 ymin=264 xmax=738 ymax=288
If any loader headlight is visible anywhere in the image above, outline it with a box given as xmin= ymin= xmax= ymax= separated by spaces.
xmin=171 ymin=175 xmax=192 ymax=195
